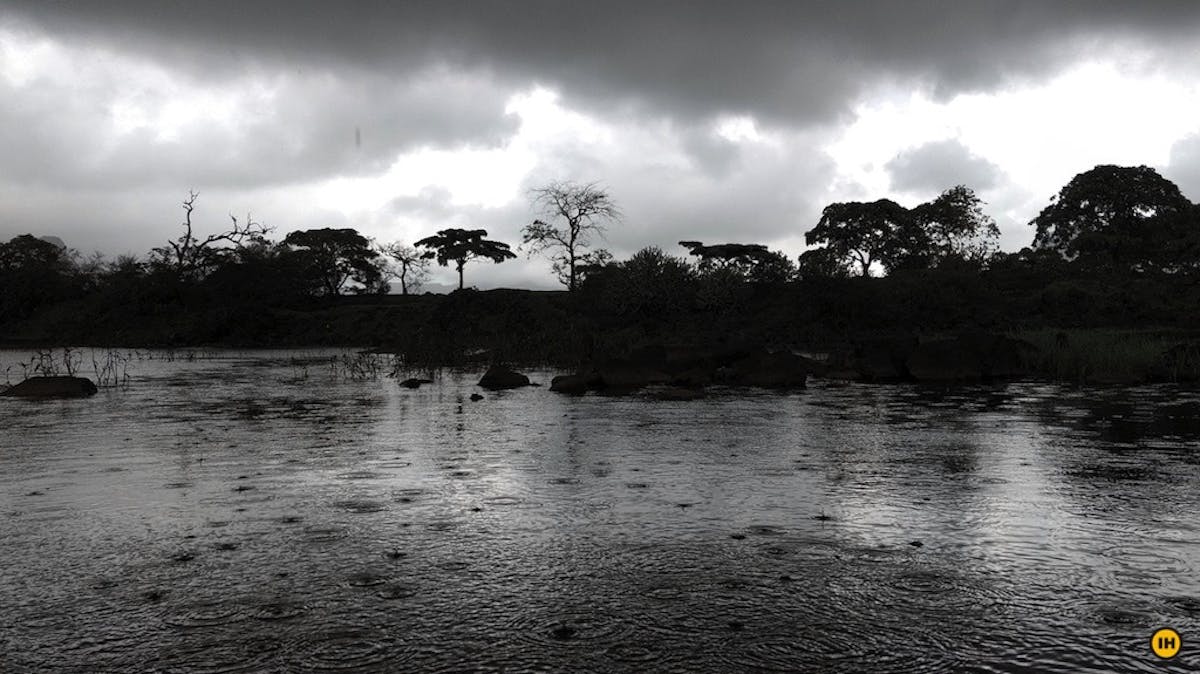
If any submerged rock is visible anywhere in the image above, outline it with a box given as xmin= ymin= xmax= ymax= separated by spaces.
xmin=650 ymin=385 xmax=707 ymax=401
xmin=1 ymin=376 xmax=98 ymax=398
xmin=906 ymin=339 xmax=983 ymax=381
xmin=726 ymin=350 xmax=811 ymax=388
xmin=595 ymin=360 xmax=671 ymax=391
xmin=399 ymin=377 xmax=434 ymax=389
xmin=907 ymin=333 xmax=1038 ymax=382
xmin=550 ymin=374 xmax=592 ymax=394
xmin=477 ymin=366 xmax=530 ymax=390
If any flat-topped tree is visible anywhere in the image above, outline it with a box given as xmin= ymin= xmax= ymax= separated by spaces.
xmin=415 ymin=228 xmax=516 ymax=290
xmin=805 ymin=199 xmax=915 ymax=276
xmin=283 ymin=228 xmax=385 ymax=296
xmin=679 ymin=241 xmax=796 ymax=284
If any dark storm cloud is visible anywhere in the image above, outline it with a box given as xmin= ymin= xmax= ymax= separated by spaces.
xmin=5 ymin=1 xmax=1200 ymax=287
xmin=8 ymin=1 xmax=1200 ymax=127
xmin=0 ymin=63 xmax=517 ymax=191
xmin=886 ymin=139 xmax=1004 ymax=194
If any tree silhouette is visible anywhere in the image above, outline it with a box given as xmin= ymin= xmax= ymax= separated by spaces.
xmin=678 ymin=241 xmax=795 ymax=283
xmin=805 ymin=199 xmax=913 ymax=276
xmin=150 ymin=191 xmax=271 ymax=281
xmin=806 ymin=186 xmax=999 ymax=275
xmin=0 ymin=234 xmax=80 ymax=320
xmin=1031 ymin=165 xmax=1194 ymax=271
xmin=283 ymin=228 xmax=384 ymax=296
xmin=415 ymin=228 xmax=516 ymax=290
xmin=910 ymin=185 xmax=999 ymax=265
xmin=380 ymin=242 xmax=430 ymax=295
xmin=525 ymin=181 xmax=620 ymax=291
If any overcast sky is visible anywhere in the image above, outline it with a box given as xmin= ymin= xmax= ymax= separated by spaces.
xmin=3 ymin=1 xmax=1200 ymax=290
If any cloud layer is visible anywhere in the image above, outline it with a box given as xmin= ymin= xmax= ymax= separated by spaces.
xmin=3 ymin=2 xmax=1200 ymax=288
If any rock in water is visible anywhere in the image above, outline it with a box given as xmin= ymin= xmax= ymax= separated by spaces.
xmin=399 ymin=378 xmax=434 ymax=389
xmin=550 ymin=374 xmax=592 ymax=394
xmin=477 ymin=366 xmax=530 ymax=390
xmin=1 ymin=376 xmax=98 ymax=398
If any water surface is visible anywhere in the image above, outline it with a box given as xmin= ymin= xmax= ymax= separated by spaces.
xmin=2 ymin=349 xmax=1198 ymax=672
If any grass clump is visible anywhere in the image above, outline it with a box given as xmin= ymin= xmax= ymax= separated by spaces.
xmin=1014 ymin=328 xmax=1200 ymax=384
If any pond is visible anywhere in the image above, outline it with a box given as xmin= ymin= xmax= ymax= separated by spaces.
xmin=1 ymin=349 xmax=1198 ymax=672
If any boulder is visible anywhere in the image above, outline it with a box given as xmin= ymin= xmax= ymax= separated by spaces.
xmin=550 ymin=374 xmax=593 ymax=394
xmin=595 ymin=360 xmax=670 ymax=391
xmin=906 ymin=339 xmax=983 ymax=382
xmin=477 ymin=366 xmax=530 ymax=390
xmin=670 ymin=366 xmax=714 ymax=387
xmin=853 ymin=337 xmax=917 ymax=381
xmin=729 ymin=350 xmax=809 ymax=388
xmin=906 ymin=334 xmax=1038 ymax=382
xmin=399 ymin=378 xmax=434 ymax=389
xmin=1 ymin=376 xmax=98 ymax=398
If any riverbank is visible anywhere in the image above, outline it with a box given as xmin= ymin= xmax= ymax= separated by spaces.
xmin=4 ymin=277 xmax=1200 ymax=384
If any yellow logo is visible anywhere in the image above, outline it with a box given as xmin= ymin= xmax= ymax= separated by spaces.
xmin=1151 ymin=628 xmax=1182 ymax=659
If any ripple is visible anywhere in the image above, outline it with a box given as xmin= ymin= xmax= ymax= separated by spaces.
xmin=163 ymin=636 xmax=284 ymax=673
xmin=347 ymin=571 xmax=389 ymax=587
xmin=289 ymin=628 xmax=410 ymax=671
xmin=604 ymin=642 xmax=661 ymax=664
xmin=392 ymin=488 xmax=426 ymax=503
xmin=250 ymin=601 xmax=307 ymax=621
xmin=336 ymin=471 xmax=385 ymax=480
xmin=717 ymin=624 xmax=961 ymax=674
xmin=1164 ymin=595 xmax=1200 ymax=616
xmin=165 ymin=603 xmax=248 ymax=628
xmin=300 ymin=527 xmax=346 ymax=544
xmin=376 ymin=583 xmax=418 ymax=600
xmin=885 ymin=568 xmax=1005 ymax=618
xmin=1100 ymin=544 xmax=1190 ymax=577
xmin=331 ymin=499 xmax=388 ymax=514
xmin=481 ymin=495 xmax=523 ymax=506
xmin=504 ymin=610 xmax=634 ymax=650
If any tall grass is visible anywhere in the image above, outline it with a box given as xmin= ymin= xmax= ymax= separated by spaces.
xmin=1014 ymin=328 xmax=1200 ymax=384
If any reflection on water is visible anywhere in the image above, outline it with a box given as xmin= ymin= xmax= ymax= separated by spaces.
xmin=2 ymin=349 xmax=1198 ymax=672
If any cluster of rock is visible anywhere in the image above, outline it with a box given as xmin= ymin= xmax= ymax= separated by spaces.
xmin=393 ymin=333 xmax=1045 ymax=399
xmin=1 ymin=376 xmax=98 ymax=398
xmin=543 ymin=333 xmax=1041 ymax=395
xmin=549 ymin=344 xmax=814 ymax=396
xmin=822 ymin=333 xmax=1039 ymax=382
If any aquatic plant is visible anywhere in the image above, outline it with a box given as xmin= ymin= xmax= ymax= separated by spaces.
xmin=5 ymin=347 xmax=132 ymax=389
xmin=1013 ymin=329 xmax=1200 ymax=384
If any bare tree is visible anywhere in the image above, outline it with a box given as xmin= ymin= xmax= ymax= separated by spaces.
xmin=151 ymin=191 xmax=272 ymax=280
xmin=380 ymin=242 xmax=431 ymax=295
xmin=525 ymin=181 xmax=620 ymax=291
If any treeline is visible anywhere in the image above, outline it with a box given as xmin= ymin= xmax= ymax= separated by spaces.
xmin=2 ymin=165 xmax=1199 ymax=353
